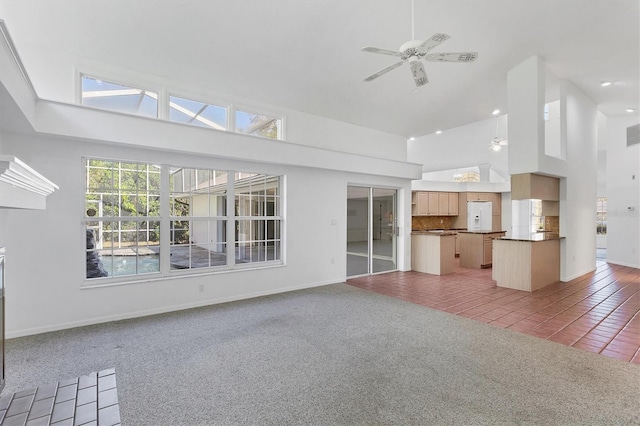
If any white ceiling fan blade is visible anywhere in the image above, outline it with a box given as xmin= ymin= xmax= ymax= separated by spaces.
xmin=410 ymin=61 xmax=428 ymax=86
xmin=364 ymin=61 xmax=405 ymax=82
xmin=425 ymin=52 xmax=478 ymax=62
xmin=417 ymin=33 xmax=450 ymax=54
xmin=361 ymin=46 xmax=402 ymax=57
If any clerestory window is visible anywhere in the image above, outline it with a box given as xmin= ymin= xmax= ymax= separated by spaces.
xmin=81 ymin=76 xmax=158 ymax=118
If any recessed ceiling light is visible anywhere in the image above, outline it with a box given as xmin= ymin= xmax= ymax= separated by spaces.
xmin=627 ymin=108 xmax=636 ymax=113
xmin=600 ymin=81 xmax=613 ymax=87
xmin=435 ymin=130 xmax=442 ymax=135
xmin=491 ymin=109 xmax=500 ymax=115
xmin=408 ymin=137 xmax=416 ymax=141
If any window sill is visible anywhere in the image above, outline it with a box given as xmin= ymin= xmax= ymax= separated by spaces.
xmin=81 ymin=261 xmax=285 ymax=289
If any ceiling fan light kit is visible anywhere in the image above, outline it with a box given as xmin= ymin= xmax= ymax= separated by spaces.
xmin=489 ymin=115 xmax=508 ymax=152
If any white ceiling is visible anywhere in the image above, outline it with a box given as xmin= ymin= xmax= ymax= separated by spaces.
xmin=0 ymin=0 xmax=637 ymax=138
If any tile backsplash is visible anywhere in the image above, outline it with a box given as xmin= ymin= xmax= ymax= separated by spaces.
xmin=412 ymin=216 xmax=453 ymax=230
xmin=545 ymin=216 xmax=559 ymax=233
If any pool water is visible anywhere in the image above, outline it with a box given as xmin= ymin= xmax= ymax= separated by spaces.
xmin=102 ymin=255 xmax=160 ymax=276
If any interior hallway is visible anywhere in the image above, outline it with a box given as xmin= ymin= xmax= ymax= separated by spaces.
xmin=348 ymin=260 xmax=640 ymax=364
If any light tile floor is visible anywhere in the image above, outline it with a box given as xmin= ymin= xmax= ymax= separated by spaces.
xmin=348 ymin=260 xmax=640 ymax=364
xmin=0 ymin=369 xmax=120 ymax=426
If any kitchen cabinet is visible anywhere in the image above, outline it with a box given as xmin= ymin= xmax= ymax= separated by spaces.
xmin=541 ymin=200 xmax=559 ymax=216
xmin=489 ymin=193 xmax=501 ymax=215
xmin=412 ymin=191 xmax=459 ymax=216
xmin=458 ymin=231 xmax=506 ymax=268
xmin=448 ymin=193 xmax=459 ymax=215
xmin=483 ymin=239 xmax=493 ymax=265
xmin=511 ymin=173 xmax=560 ymax=201
xmin=437 ymin=192 xmax=459 ymax=215
xmin=412 ymin=191 xmax=430 ymax=216
xmin=412 ymin=232 xmax=456 ymax=275
xmin=467 ymin=192 xmax=490 ymax=201
xmin=493 ymin=238 xmax=560 ymax=291
xmin=427 ymin=192 xmax=439 ymax=215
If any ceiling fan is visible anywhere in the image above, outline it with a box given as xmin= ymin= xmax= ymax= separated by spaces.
xmin=489 ymin=116 xmax=508 ymax=152
xmin=361 ymin=0 xmax=478 ymax=87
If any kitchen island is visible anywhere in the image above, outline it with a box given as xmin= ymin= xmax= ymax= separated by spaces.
xmin=458 ymin=231 xmax=506 ymax=269
xmin=492 ymin=233 xmax=562 ymax=292
xmin=411 ymin=231 xmax=456 ymax=275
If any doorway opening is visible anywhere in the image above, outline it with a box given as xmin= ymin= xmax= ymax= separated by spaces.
xmin=346 ymin=186 xmax=397 ymax=277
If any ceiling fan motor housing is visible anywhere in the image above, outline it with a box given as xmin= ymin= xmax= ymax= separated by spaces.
xmin=400 ymin=40 xmax=425 ymax=57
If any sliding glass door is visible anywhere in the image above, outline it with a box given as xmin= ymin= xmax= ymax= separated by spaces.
xmin=347 ymin=186 xmax=397 ymax=277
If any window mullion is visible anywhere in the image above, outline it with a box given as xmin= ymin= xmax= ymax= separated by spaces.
xmin=227 ymin=171 xmax=235 ymax=268
xmin=160 ymin=164 xmax=171 ymax=274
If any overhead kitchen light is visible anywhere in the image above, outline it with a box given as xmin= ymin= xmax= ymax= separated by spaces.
xmin=600 ymin=81 xmax=613 ymax=87
xmin=408 ymin=137 xmax=416 ymax=141
xmin=435 ymin=130 xmax=442 ymax=134
xmin=627 ymin=108 xmax=636 ymax=113
xmin=491 ymin=109 xmax=500 ymax=115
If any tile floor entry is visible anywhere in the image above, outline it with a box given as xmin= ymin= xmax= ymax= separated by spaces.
xmin=348 ymin=260 xmax=640 ymax=364
xmin=0 ymin=368 xmax=120 ymax=426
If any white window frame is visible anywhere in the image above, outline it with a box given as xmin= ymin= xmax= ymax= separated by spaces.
xmin=82 ymin=158 xmax=285 ymax=287
xmin=167 ymin=92 xmax=230 ymax=132
xmin=79 ymin=74 xmax=161 ymax=119
xmin=233 ymin=104 xmax=286 ymax=141
xmin=76 ymin=71 xmax=286 ymax=140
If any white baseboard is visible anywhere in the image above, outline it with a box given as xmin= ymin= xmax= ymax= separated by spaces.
xmin=561 ymin=266 xmax=597 ymax=282
xmin=7 ymin=278 xmax=345 ymax=339
xmin=606 ymin=259 xmax=640 ymax=269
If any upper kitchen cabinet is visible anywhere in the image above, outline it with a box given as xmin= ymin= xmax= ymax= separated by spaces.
xmin=412 ymin=191 xmax=459 ymax=216
xmin=427 ymin=192 xmax=440 ymax=215
xmin=412 ymin=191 xmax=430 ymax=216
xmin=511 ymin=173 xmax=560 ymax=201
xmin=438 ymin=192 xmax=459 ymax=215
xmin=467 ymin=192 xmax=491 ymax=201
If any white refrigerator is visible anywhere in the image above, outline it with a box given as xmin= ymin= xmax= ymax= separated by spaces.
xmin=467 ymin=201 xmax=492 ymax=231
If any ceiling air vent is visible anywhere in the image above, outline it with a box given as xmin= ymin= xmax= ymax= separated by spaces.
xmin=628 ymin=123 xmax=640 ymax=147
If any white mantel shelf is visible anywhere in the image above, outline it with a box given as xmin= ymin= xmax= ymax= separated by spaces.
xmin=0 ymin=155 xmax=58 ymax=210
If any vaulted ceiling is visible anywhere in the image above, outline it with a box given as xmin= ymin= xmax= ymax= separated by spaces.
xmin=0 ymin=0 xmax=637 ymax=138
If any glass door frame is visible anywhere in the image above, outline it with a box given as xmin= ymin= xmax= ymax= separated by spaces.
xmin=346 ymin=185 xmax=398 ymax=278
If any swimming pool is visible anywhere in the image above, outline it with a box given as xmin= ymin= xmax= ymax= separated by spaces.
xmin=102 ymin=254 xmax=160 ymax=276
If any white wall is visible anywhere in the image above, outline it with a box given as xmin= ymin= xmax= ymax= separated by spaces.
xmin=606 ymin=115 xmax=640 ymax=268
xmin=407 ymin=115 xmax=509 ymax=180
xmin=0 ymin=22 xmax=418 ymax=337
xmin=596 ymin=111 xmax=608 ymax=249
xmin=0 ymin=130 xmax=412 ymax=337
xmin=558 ymin=82 xmax=598 ymax=280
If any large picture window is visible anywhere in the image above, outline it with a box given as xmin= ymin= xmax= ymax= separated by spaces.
xmin=84 ymin=159 xmax=283 ymax=282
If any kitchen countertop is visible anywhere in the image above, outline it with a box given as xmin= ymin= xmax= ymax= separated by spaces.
xmin=498 ymin=233 xmax=564 ymax=242
xmin=457 ymin=230 xmax=506 ymax=234
xmin=411 ymin=230 xmax=457 ymax=236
